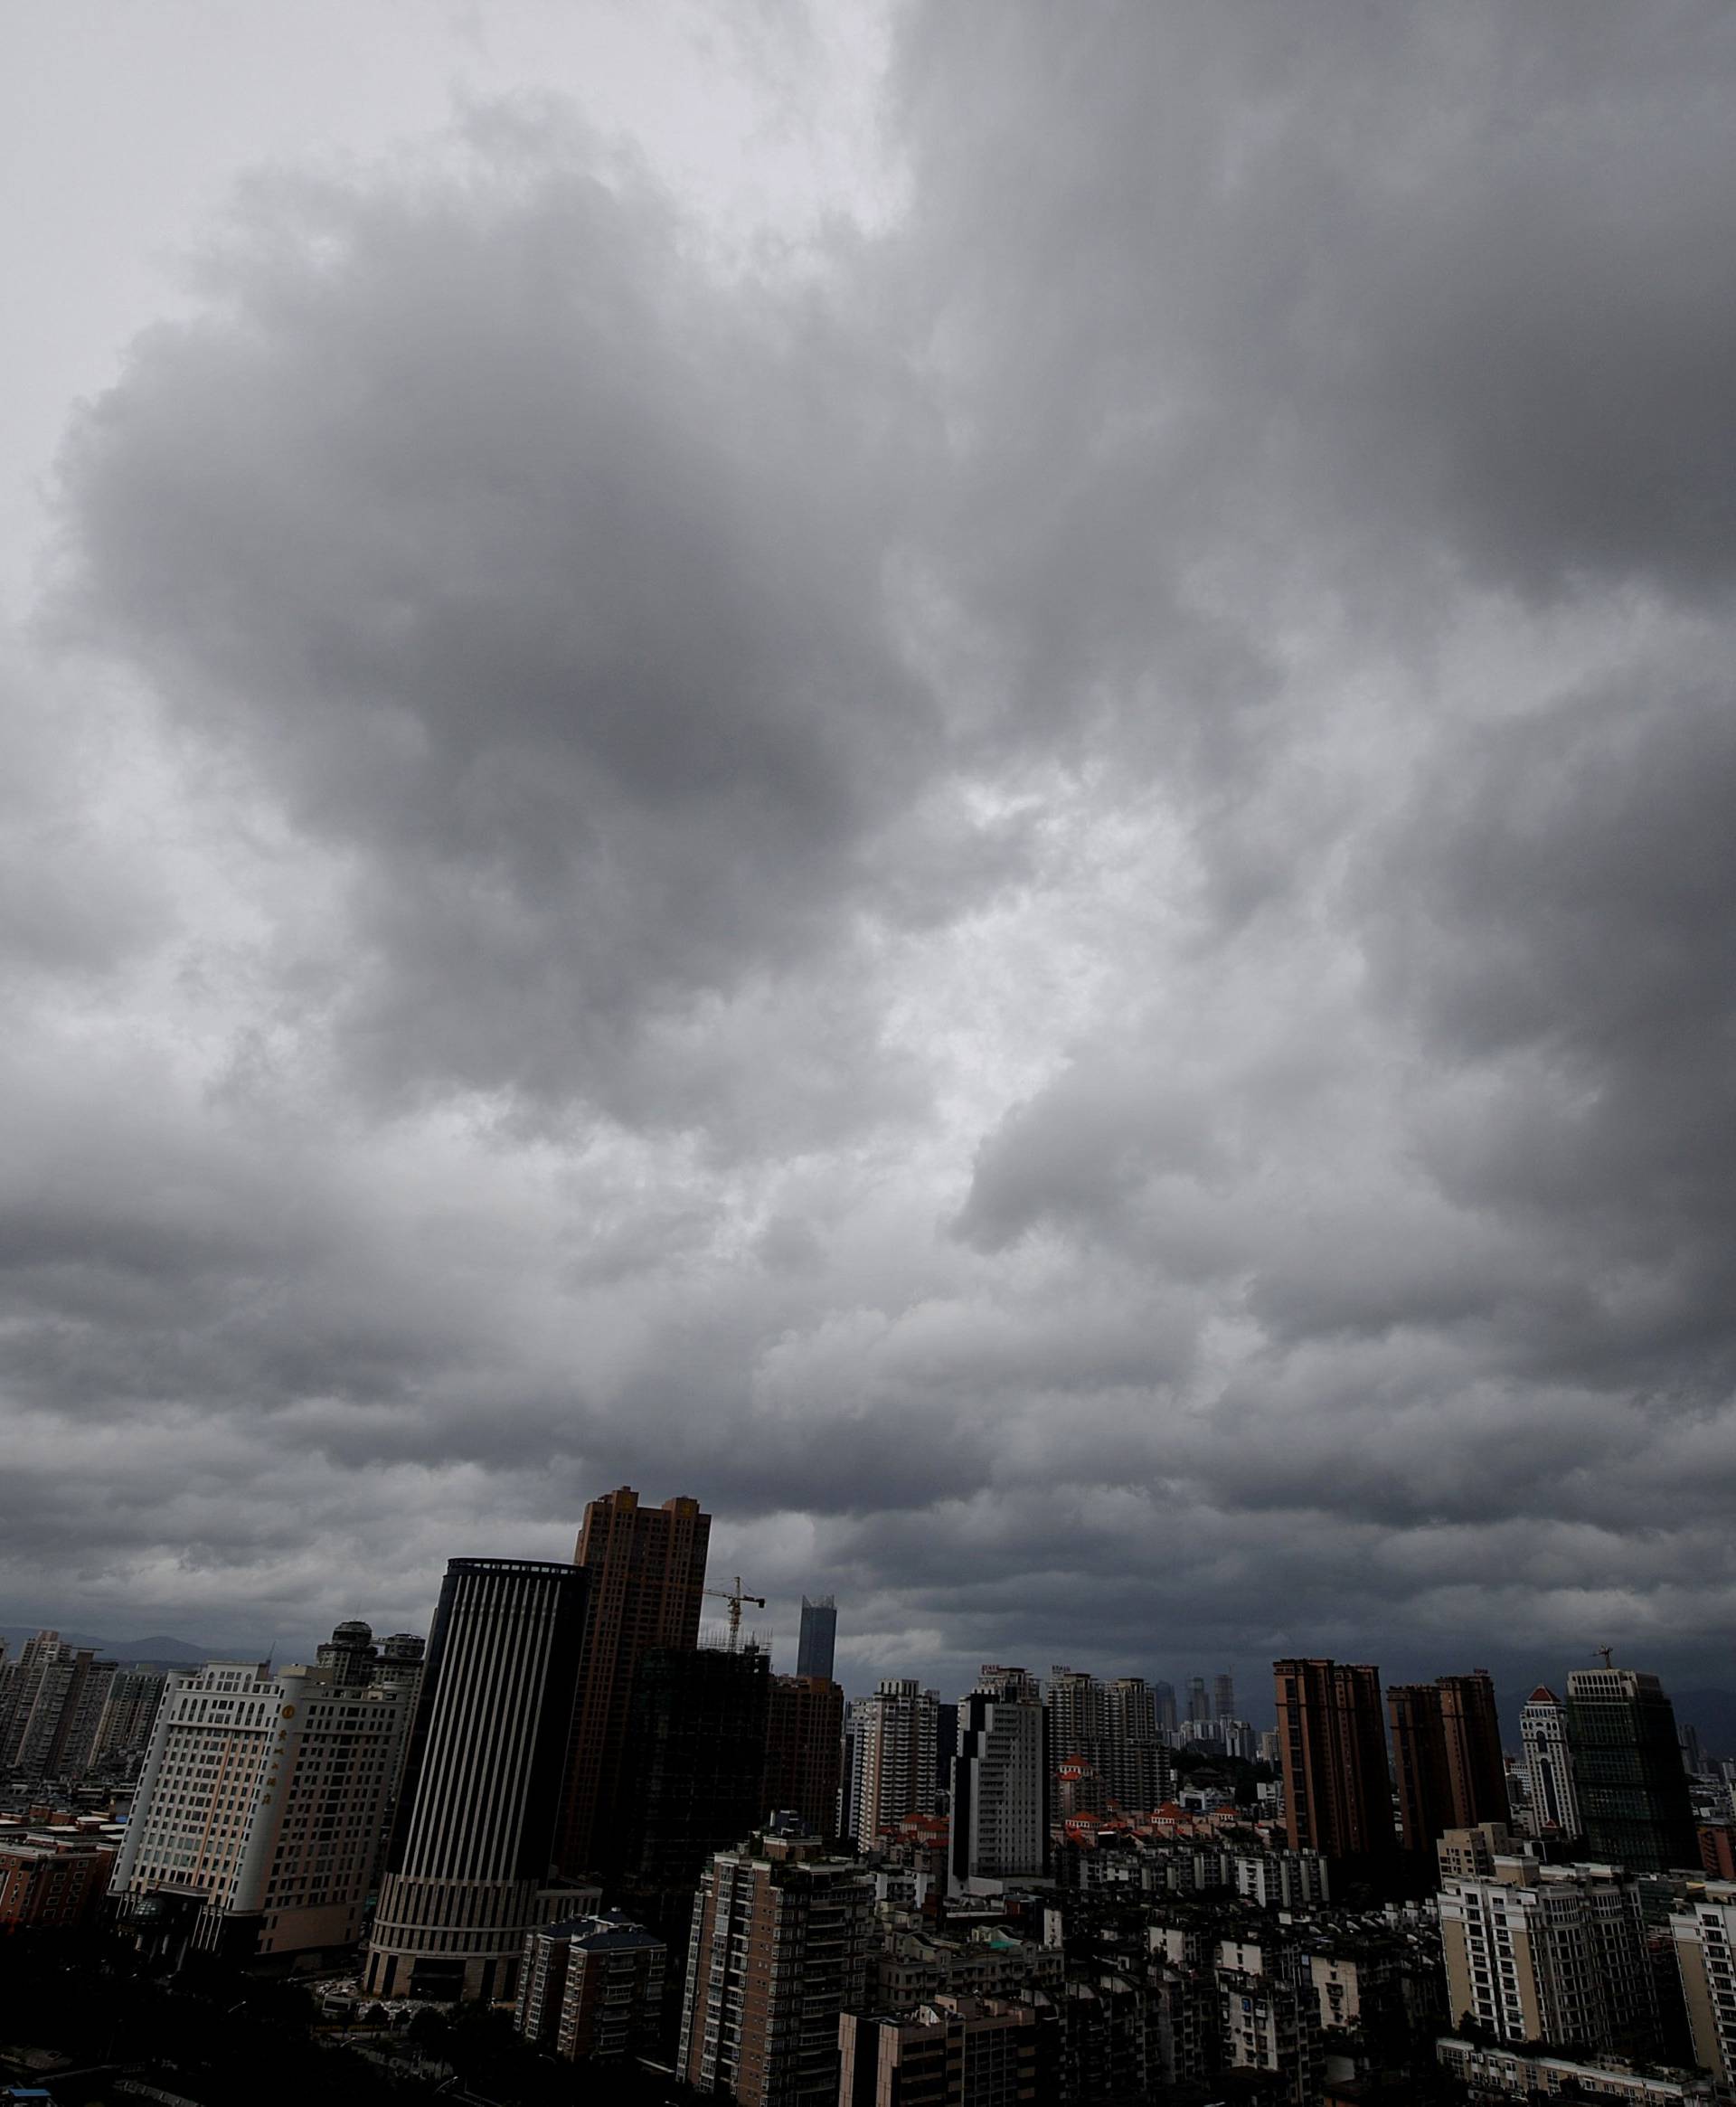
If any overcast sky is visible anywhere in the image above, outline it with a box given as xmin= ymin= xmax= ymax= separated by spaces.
xmin=5 ymin=2 xmax=1734 ymax=1709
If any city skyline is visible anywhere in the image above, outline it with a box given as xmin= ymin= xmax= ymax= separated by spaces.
xmin=5 ymin=5 xmax=1736 ymax=1695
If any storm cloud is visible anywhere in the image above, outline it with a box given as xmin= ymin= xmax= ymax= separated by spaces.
xmin=5 ymin=1 xmax=1736 ymax=1703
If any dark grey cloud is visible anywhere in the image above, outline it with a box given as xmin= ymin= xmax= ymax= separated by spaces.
xmin=5 ymin=6 xmax=1736 ymax=1700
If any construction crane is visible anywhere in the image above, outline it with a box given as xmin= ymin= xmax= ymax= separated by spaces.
xmin=704 ymin=1575 xmax=767 ymax=1652
xmin=1594 ymin=1645 xmax=1616 ymax=1669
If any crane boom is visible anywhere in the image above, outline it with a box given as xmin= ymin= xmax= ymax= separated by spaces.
xmin=703 ymin=1574 xmax=767 ymax=1651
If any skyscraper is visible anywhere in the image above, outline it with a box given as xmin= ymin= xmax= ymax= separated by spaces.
xmin=1152 ymin=1680 xmax=1178 ymax=1734
xmin=951 ymin=1667 xmax=1048 ymax=1886
xmin=1213 ymin=1672 xmax=1237 ymax=1723
xmin=367 ymin=1557 xmax=590 ymax=2001
xmin=679 ymin=1819 xmax=873 ymax=2103
xmin=1387 ymin=1670 xmax=1505 ymax=1855
xmin=1521 ymin=1687 xmax=1581 ymax=1840
xmin=1565 ymin=1667 xmax=1695 ymax=1874
xmin=561 ymin=1488 xmax=711 ymax=1874
xmin=1186 ymin=1676 xmax=1211 ymax=1725
xmin=851 ymin=1679 xmax=940 ymax=1853
xmin=797 ymin=1596 xmax=837 ymax=1683
xmin=1273 ymin=1658 xmax=1393 ymax=1871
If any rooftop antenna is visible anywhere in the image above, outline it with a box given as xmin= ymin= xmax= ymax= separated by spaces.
xmin=1594 ymin=1645 xmax=1615 ymax=1669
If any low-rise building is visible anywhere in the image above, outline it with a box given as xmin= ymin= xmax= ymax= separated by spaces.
xmin=514 ymin=1912 xmax=665 ymax=2062
xmin=839 ymin=1996 xmax=1052 ymax=2105
xmin=1436 ymin=2036 xmax=1711 ymax=2101
xmin=0 ymin=1832 xmax=116 ymax=1933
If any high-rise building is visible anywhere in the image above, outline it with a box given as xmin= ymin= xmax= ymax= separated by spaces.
xmin=1564 ymin=1668 xmax=1695 ymax=1874
xmin=1440 ymin=1858 xmax=1656 ymax=2052
xmin=86 ymin=1669 xmax=168 ymax=1776
xmin=951 ymin=1668 xmax=1048 ymax=1887
xmin=762 ymin=1674 xmax=844 ymax=1842
xmin=1186 ymin=1677 xmax=1212 ymax=1726
xmin=562 ymin=1488 xmax=710 ymax=1874
xmin=1273 ymin=1658 xmax=1392 ymax=1871
xmin=1102 ymin=1678 xmax=1175 ymax=1812
xmin=112 ymin=1656 xmax=412 ymax=1964
xmin=679 ymin=1819 xmax=873 ymax=2103
xmin=618 ymin=1646 xmax=771 ymax=1895
xmin=1045 ymin=1667 xmax=1109 ymax=1809
xmin=797 ymin=1597 xmax=836 ymax=1683
xmin=514 ymin=1912 xmax=665 ymax=2063
xmin=0 ymin=1632 xmax=118 ymax=1780
xmin=1520 ymin=1687 xmax=1581 ymax=1842
xmin=1388 ymin=1671 xmax=1505 ymax=1856
xmin=316 ymin=1620 xmax=379 ymax=1687
xmin=839 ymin=1996 xmax=1054 ymax=2105
xmin=367 ymin=1558 xmax=590 ymax=2001
xmin=1213 ymin=1672 xmax=1237 ymax=1723
xmin=1153 ymin=1681 xmax=1178 ymax=1734
xmin=852 ymin=1679 xmax=941 ymax=1853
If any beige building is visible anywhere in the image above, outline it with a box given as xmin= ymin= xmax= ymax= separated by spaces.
xmin=1670 ymin=1881 xmax=1736 ymax=2087
xmin=1439 ymin=1857 xmax=1653 ymax=2050
xmin=1437 ymin=1820 xmax=1516 ymax=1882
xmin=111 ymin=1658 xmax=411 ymax=1961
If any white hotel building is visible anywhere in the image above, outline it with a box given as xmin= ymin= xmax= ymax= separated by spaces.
xmin=110 ymin=1658 xmax=411 ymax=1963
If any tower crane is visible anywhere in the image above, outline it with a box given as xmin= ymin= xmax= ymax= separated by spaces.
xmin=704 ymin=1574 xmax=767 ymax=1652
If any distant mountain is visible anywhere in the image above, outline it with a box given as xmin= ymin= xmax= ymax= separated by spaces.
xmin=0 ymin=1626 xmax=263 ymax=1667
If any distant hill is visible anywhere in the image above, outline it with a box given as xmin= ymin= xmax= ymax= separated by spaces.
xmin=0 ymin=1626 xmax=259 ymax=1667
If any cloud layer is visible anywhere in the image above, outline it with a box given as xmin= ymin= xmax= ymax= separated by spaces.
xmin=6 ymin=3 xmax=1736 ymax=1704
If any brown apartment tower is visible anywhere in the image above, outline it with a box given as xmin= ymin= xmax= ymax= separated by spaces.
xmin=1388 ymin=1670 xmax=1506 ymax=1854
xmin=1274 ymin=1658 xmax=1393 ymax=1872
xmin=561 ymin=1488 xmax=711 ymax=1874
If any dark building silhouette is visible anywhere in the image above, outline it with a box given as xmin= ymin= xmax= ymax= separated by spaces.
xmin=763 ymin=1673 xmax=844 ymax=1841
xmin=1274 ymin=1658 xmax=1393 ymax=1874
xmin=561 ymin=1487 xmax=710 ymax=1874
xmin=618 ymin=1645 xmax=770 ymax=1895
xmin=1565 ymin=1668 xmax=1696 ymax=1874
xmin=797 ymin=1595 xmax=837 ymax=1682
xmin=1389 ymin=1669 xmax=1505 ymax=1857
xmin=366 ymin=1557 xmax=590 ymax=2002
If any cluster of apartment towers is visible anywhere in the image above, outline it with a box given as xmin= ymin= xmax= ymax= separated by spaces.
xmin=90 ymin=1488 xmax=1722 ymax=2101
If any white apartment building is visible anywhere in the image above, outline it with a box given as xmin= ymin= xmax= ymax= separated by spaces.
xmin=851 ymin=1679 xmax=940 ymax=1853
xmin=110 ymin=1658 xmax=411 ymax=1961
xmin=951 ymin=1668 xmax=1048 ymax=1887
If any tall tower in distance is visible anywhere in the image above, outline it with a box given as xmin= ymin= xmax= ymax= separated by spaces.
xmin=367 ymin=1557 xmax=590 ymax=2002
xmin=1273 ymin=1658 xmax=1393 ymax=1872
xmin=1521 ymin=1687 xmax=1581 ymax=1841
xmin=1213 ymin=1671 xmax=1237 ymax=1722
xmin=797 ymin=1596 xmax=837 ymax=1682
xmin=561 ymin=1488 xmax=711 ymax=1874
xmin=1565 ymin=1666 xmax=1695 ymax=1874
